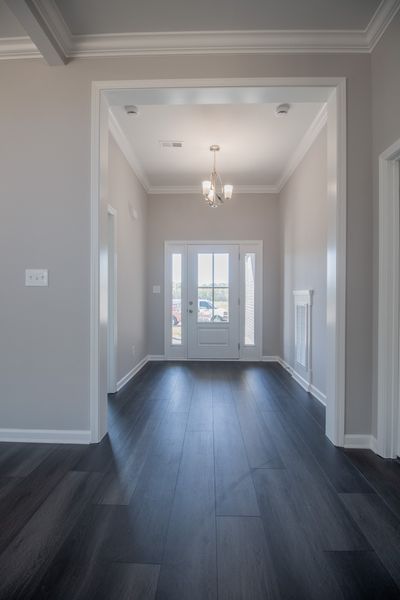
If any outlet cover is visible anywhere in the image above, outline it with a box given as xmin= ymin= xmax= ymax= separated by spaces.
xmin=25 ymin=269 xmax=48 ymax=286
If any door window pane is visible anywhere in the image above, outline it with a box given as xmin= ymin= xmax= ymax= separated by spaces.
xmin=244 ymin=253 xmax=255 ymax=345
xmin=197 ymin=253 xmax=229 ymax=322
xmin=172 ymin=253 xmax=182 ymax=345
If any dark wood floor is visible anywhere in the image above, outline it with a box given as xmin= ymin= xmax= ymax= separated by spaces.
xmin=1 ymin=362 xmax=400 ymax=599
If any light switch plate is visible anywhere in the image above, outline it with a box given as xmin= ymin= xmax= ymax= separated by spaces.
xmin=25 ymin=269 xmax=48 ymax=286
xmin=152 ymin=285 xmax=161 ymax=294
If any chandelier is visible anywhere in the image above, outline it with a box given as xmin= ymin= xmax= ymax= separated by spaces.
xmin=201 ymin=145 xmax=233 ymax=208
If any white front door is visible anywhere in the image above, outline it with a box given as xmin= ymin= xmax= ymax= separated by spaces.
xmin=187 ymin=244 xmax=240 ymax=359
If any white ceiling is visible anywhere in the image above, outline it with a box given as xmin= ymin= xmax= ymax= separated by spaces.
xmin=109 ymin=102 xmax=324 ymax=191
xmin=0 ymin=2 xmax=26 ymax=37
xmin=55 ymin=0 xmax=380 ymax=34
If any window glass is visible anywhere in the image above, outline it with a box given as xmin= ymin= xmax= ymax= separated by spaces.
xmin=172 ymin=254 xmax=182 ymax=345
xmin=197 ymin=253 xmax=229 ymax=322
xmin=244 ymin=253 xmax=255 ymax=345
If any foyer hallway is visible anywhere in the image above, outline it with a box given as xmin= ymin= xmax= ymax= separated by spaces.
xmin=0 ymin=362 xmax=399 ymax=599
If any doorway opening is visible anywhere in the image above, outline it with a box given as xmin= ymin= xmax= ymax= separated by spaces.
xmin=165 ymin=241 xmax=262 ymax=360
xmin=91 ymin=77 xmax=346 ymax=447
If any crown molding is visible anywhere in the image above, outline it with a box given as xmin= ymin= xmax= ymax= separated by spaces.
xmin=366 ymin=0 xmax=400 ymax=50
xmin=148 ymin=184 xmax=279 ymax=195
xmin=0 ymin=36 xmax=39 ymax=60
xmin=108 ymin=111 xmax=152 ymax=193
xmin=1 ymin=0 xmax=399 ymax=61
xmin=275 ymin=104 xmax=328 ymax=192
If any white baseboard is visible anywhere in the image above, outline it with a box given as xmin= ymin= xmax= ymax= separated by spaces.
xmin=276 ymin=357 xmax=293 ymax=374
xmin=0 ymin=428 xmax=91 ymax=444
xmin=344 ymin=434 xmax=377 ymax=452
xmin=147 ymin=354 xmax=166 ymax=361
xmin=292 ymin=369 xmax=311 ymax=393
xmin=309 ymin=384 xmax=327 ymax=406
xmin=116 ymin=355 xmax=149 ymax=391
xmin=262 ymin=355 xmax=280 ymax=362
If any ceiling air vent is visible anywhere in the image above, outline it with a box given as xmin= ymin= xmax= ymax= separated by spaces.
xmin=159 ymin=140 xmax=184 ymax=148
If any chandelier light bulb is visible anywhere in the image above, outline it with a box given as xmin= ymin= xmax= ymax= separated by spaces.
xmin=223 ymin=184 xmax=233 ymax=200
xmin=202 ymin=180 xmax=211 ymax=196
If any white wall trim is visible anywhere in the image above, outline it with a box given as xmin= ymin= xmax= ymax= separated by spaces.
xmin=0 ymin=428 xmax=91 ymax=444
xmin=148 ymin=184 xmax=279 ymax=195
xmin=262 ymin=355 xmax=281 ymax=362
xmin=2 ymin=1 xmax=400 ymax=61
xmin=344 ymin=434 xmax=378 ymax=451
xmin=109 ymin=111 xmax=151 ymax=193
xmin=377 ymin=137 xmax=400 ymax=458
xmin=310 ymin=384 xmax=327 ymax=406
xmin=276 ymin=106 xmax=327 ymax=192
xmin=116 ymin=355 xmax=149 ymax=391
xmin=148 ymin=354 xmax=166 ymax=361
xmin=367 ymin=0 xmax=400 ymax=51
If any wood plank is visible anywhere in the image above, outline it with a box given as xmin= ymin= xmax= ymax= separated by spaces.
xmin=324 ymin=550 xmax=400 ymax=599
xmin=0 ymin=471 xmax=101 ymax=600
xmin=0 ymin=445 xmax=86 ymax=555
xmin=213 ymin=398 xmax=260 ymax=516
xmin=340 ymin=492 xmax=400 ymax=587
xmin=217 ymin=516 xmax=279 ymax=600
xmin=252 ymin=468 xmax=343 ymax=599
xmin=344 ymin=450 xmax=400 ymax=519
xmin=232 ymin=381 xmax=284 ymax=469
xmin=32 ymin=556 xmax=159 ymax=600
xmin=186 ymin=364 xmax=213 ymax=432
xmin=157 ymin=430 xmax=217 ymax=600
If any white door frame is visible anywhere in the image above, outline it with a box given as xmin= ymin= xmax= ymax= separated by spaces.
xmin=164 ymin=240 xmax=263 ymax=361
xmin=91 ymin=77 xmax=346 ymax=446
xmin=377 ymin=138 xmax=400 ymax=458
xmin=107 ymin=205 xmax=118 ymax=394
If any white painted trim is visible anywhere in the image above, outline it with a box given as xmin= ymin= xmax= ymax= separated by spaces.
xmin=2 ymin=1 xmax=399 ymax=61
xmin=292 ymin=369 xmax=312 ymax=393
xmin=309 ymin=384 xmax=327 ymax=406
xmin=367 ymin=0 xmax=400 ymax=51
xmin=148 ymin=354 xmax=167 ymax=361
xmin=148 ymin=184 xmax=279 ymax=195
xmin=377 ymin=137 xmax=400 ymax=458
xmin=344 ymin=434 xmax=378 ymax=451
xmin=262 ymin=355 xmax=281 ymax=362
xmin=5 ymin=0 xmax=67 ymax=65
xmin=109 ymin=111 xmax=151 ymax=193
xmin=276 ymin=105 xmax=327 ymax=192
xmin=107 ymin=205 xmax=118 ymax=394
xmin=0 ymin=428 xmax=91 ymax=444
xmin=116 ymin=355 xmax=149 ymax=391
xmin=91 ymin=77 xmax=346 ymax=449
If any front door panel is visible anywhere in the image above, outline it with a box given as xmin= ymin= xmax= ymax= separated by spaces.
xmin=188 ymin=244 xmax=239 ymax=359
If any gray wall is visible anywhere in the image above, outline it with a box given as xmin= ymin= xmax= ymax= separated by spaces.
xmin=147 ymin=193 xmax=280 ymax=356
xmin=0 ymin=52 xmax=372 ymax=435
xmin=108 ymin=134 xmax=148 ymax=381
xmin=279 ymin=127 xmax=327 ymax=395
xmin=371 ymin=12 xmax=400 ymax=436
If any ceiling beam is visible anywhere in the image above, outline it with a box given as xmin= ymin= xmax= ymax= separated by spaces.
xmin=5 ymin=0 xmax=67 ymax=65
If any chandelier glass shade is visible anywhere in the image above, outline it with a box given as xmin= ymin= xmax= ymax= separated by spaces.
xmin=201 ymin=145 xmax=233 ymax=207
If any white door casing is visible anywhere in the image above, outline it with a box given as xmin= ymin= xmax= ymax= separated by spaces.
xmin=377 ymin=138 xmax=400 ymax=458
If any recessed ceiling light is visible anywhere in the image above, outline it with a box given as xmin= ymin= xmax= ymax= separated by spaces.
xmin=159 ymin=140 xmax=184 ymax=148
